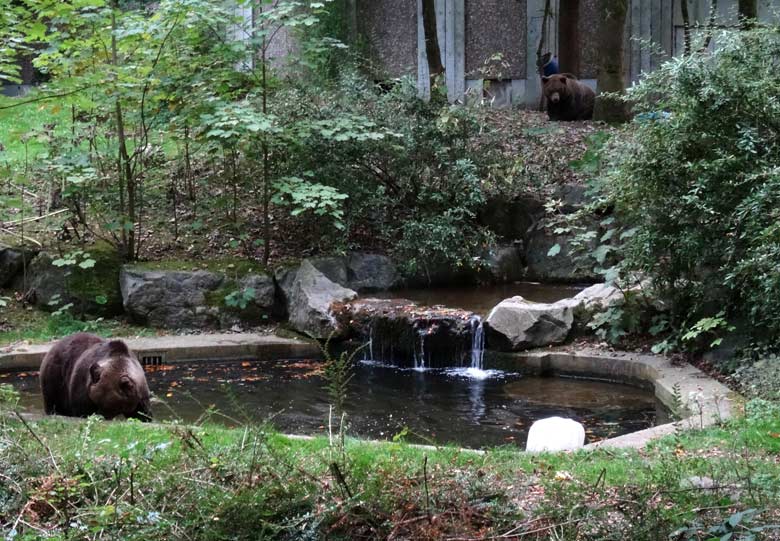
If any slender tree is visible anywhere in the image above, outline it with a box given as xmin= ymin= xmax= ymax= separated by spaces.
xmin=421 ymin=0 xmax=444 ymax=82
xmin=593 ymin=0 xmax=629 ymax=122
xmin=680 ymin=0 xmax=692 ymax=55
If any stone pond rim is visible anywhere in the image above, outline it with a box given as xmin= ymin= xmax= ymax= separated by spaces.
xmin=0 ymin=333 xmax=737 ymax=451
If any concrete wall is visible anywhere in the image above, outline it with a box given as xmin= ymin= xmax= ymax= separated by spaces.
xmin=464 ymin=0 xmax=526 ymax=79
xmin=358 ymin=0 xmax=418 ymax=78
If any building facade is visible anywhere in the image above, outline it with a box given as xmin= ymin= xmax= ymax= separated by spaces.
xmin=355 ymin=0 xmax=780 ymax=107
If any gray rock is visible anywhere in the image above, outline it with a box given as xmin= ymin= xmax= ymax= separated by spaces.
xmin=478 ymin=196 xmax=545 ymax=241
xmin=572 ymin=283 xmax=624 ymax=310
xmin=22 ymin=249 xmax=123 ymax=316
xmin=287 ymin=260 xmax=357 ymax=339
xmin=485 ymin=296 xmax=574 ymax=351
xmin=524 ymin=224 xmax=600 ymax=282
xmin=346 ymin=252 xmax=398 ymax=292
xmin=0 ymin=245 xmax=37 ymax=288
xmin=274 ymin=265 xmax=299 ymax=307
xmin=121 ymin=267 xmax=224 ymax=329
xmin=484 ymin=244 xmax=524 ymax=283
xmin=307 ymin=256 xmax=348 ymax=285
xmin=239 ymin=273 xmax=276 ymax=311
xmin=553 ymin=183 xmax=589 ymax=211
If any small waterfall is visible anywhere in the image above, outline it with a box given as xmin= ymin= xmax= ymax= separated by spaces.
xmin=413 ymin=324 xmax=428 ymax=371
xmin=470 ymin=316 xmax=485 ymax=371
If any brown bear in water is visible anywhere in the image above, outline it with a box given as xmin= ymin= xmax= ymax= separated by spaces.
xmin=541 ymin=74 xmax=595 ymax=121
xmin=39 ymin=333 xmax=152 ymax=421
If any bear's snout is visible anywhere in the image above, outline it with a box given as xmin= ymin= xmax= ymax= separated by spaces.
xmin=549 ymin=92 xmax=561 ymax=104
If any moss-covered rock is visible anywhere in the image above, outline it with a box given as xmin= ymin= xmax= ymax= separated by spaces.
xmin=23 ymin=243 xmax=123 ymax=317
xmin=121 ymin=260 xmax=278 ymax=330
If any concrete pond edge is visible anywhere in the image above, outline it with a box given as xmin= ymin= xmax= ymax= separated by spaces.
xmin=1 ymin=335 xmax=738 ymax=452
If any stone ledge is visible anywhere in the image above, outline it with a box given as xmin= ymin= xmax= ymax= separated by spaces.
xmin=0 ymin=333 xmax=321 ymax=371
xmin=485 ymin=347 xmax=737 ymax=449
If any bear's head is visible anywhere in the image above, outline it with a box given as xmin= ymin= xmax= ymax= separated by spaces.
xmin=541 ymin=74 xmax=575 ymax=105
xmin=88 ymin=340 xmax=152 ymax=421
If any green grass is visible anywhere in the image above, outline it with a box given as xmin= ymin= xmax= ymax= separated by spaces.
xmin=0 ymin=94 xmax=71 ymax=167
xmin=0 ymin=299 xmax=151 ymax=346
xmin=1 ymin=395 xmax=778 ymax=540
xmin=131 ymin=258 xmax=268 ymax=277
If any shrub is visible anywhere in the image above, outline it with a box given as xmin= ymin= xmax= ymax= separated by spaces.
xmin=600 ymin=27 xmax=780 ymax=348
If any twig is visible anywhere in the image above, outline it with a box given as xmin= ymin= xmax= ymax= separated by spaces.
xmin=0 ymin=228 xmax=42 ymax=247
xmin=0 ymin=86 xmax=90 ymax=110
xmin=14 ymin=411 xmax=61 ymax=475
xmin=2 ymin=208 xmax=69 ymax=226
xmin=423 ymin=454 xmax=432 ymax=523
xmin=329 ymin=462 xmax=353 ymax=499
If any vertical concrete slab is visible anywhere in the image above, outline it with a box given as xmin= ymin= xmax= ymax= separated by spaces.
xmin=445 ymin=0 xmax=465 ymax=102
xmin=417 ymin=0 xmax=431 ymax=99
xmin=525 ymin=0 xmax=544 ymax=108
xmin=640 ymin=0 xmax=652 ymax=74
xmin=578 ymin=0 xmax=601 ymax=79
xmin=630 ymin=0 xmax=641 ymax=83
xmin=511 ymin=79 xmax=526 ymax=107
xmin=358 ymin=0 xmax=417 ymax=79
xmin=417 ymin=0 xmax=447 ymax=100
xmin=660 ymin=0 xmax=674 ymax=60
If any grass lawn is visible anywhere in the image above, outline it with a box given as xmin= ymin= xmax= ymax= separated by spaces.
xmin=0 ymin=396 xmax=778 ymax=540
xmin=0 ymin=95 xmax=70 ymax=167
xmin=0 ymin=298 xmax=152 ymax=347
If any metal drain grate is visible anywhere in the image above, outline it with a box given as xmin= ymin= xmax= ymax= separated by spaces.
xmin=141 ymin=354 xmax=164 ymax=367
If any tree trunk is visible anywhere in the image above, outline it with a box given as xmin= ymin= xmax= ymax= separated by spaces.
xmin=593 ymin=0 xmax=629 ymax=123
xmin=558 ymin=0 xmax=581 ymax=77
xmin=680 ymin=0 xmax=692 ymax=55
xmin=738 ymin=0 xmax=758 ymax=28
xmin=421 ymin=0 xmax=444 ymax=82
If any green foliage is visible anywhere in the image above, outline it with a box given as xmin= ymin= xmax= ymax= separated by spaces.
xmin=590 ymin=27 xmax=780 ymax=350
xmin=223 ymin=287 xmax=255 ymax=310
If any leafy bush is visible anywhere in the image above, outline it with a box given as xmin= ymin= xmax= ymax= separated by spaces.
xmin=599 ymin=27 xmax=780 ymax=348
xmin=276 ymin=74 xmax=499 ymax=277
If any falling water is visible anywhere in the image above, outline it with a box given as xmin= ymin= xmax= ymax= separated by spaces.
xmin=413 ymin=324 xmax=428 ymax=371
xmin=453 ymin=315 xmax=494 ymax=380
xmin=470 ymin=316 xmax=485 ymax=371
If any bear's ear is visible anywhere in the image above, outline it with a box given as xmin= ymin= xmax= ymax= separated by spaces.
xmin=107 ymin=340 xmax=130 ymax=357
xmin=541 ymin=76 xmax=550 ymax=84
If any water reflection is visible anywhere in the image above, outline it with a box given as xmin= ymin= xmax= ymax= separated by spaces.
xmin=7 ymin=359 xmax=667 ymax=449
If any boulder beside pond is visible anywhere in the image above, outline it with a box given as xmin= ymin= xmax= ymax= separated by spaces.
xmin=120 ymin=266 xmax=277 ymax=329
xmin=485 ymin=296 xmax=575 ymax=351
xmin=485 ymin=283 xmax=623 ymax=350
xmin=526 ymin=417 xmax=586 ymax=452
xmin=286 ymin=260 xmax=357 ymax=339
xmin=20 ymin=247 xmax=123 ymax=317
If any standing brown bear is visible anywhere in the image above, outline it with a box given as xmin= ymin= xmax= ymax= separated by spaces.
xmin=542 ymin=74 xmax=595 ymax=121
xmin=39 ymin=333 xmax=152 ymax=421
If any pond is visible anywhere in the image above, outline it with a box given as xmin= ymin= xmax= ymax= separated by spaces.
xmin=7 ymin=359 xmax=670 ymax=449
xmin=372 ymin=282 xmax=585 ymax=315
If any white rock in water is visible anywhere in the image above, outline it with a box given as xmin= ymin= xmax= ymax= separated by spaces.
xmin=525 ymin=417 xmax=586 ymax=453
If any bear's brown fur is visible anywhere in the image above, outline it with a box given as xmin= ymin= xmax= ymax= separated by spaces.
xmin=39 ymin=333 xmax=152 ymax=421
xmin=542 ymin=74 xmax=595 ymax=121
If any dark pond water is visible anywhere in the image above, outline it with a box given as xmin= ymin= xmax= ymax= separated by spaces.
xmin=373 ymin=282 xmax=585 ymax=315
xmin=7 ymin=359 xmax=669 ymax=449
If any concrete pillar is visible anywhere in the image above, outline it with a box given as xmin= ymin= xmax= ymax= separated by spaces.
xmin=445 ymin=0 xmax=465 ymax=103
xmin=525 ymin=0 xmax=545 ymax=108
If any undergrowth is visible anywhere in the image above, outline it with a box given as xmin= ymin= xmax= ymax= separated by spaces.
xmin=0 ymin=393 xmax=778 ymax=540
